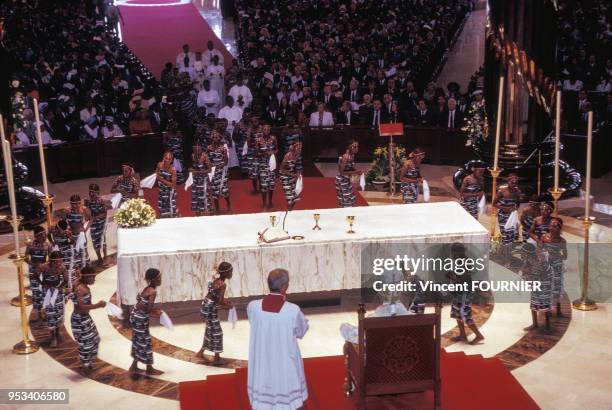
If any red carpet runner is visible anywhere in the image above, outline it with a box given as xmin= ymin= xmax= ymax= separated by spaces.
xmin=143 ymin=176 xmax=369 ymax=217
xmin=119 ymin=1 xmax=233 ymax=77
xmin=179 ymin=351 xmax=540 ymax=410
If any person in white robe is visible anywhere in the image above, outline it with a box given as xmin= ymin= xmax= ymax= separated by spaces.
xmin=197 ymin=80 xmax=220 ymax=117
xmin=206 ymin=55 xmax=226 ymax=106
xmin=217 ymin=96 xmax=243 ymax=135
xmin=176 ymin=44 xmax=196 ymax=77
xmin=228 ymin=77 xmax=253 ymax=108
xmin=247 ymin=269 xmax=308 ymax=410
xmin=202 ymin=40 xmax=224 ymax=67
xmin=193 ymin=52 xmax=207 ymax=86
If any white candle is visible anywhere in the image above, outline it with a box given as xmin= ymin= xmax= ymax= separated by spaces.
xmin=585 ymin=111 xmax=593 ymax=219
xmin=1 ymin=129 xmax=20 ymax=253
xmin=554 ymin=91 xmax=561 ymax=190
xmin=493 ymin=76 xmax=504 ymax=169
xmin=33 ymin=98 xmax=49 ymax=197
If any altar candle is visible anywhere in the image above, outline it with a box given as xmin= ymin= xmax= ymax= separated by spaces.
xmin=585 ymin=111 xmax=593 ymax=219
xmin=493 ymin=76 xmax=504 ymax=169
xmin=1 ymin=127 xmax=20 ymax=253
xmin=554 ymin=91 xmax=561 ymax=190
xmin=33 ymin=98 xmax=49 ymax=197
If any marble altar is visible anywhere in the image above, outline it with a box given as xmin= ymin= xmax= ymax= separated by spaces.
xmin=116 ymin=202 xmax=489 ymax=305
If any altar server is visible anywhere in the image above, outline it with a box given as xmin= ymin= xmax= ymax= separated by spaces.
xmin=280 ymin=140 xmax=302 ymax=210
xmin=336 ymin=140 xmax=360 ymax=207
xmin=190 ymin=145 xmax=213 ymax=216
xmin=66 ymin=194 xmax=91 ymax=272
xmin=206 ymin=55 xmax=225 ymax=106
xmin=458 ymin=164 xmax=484 ymax=218
xmin=111 ymin=163 xmax=140 ymax=204
xmin=49 ymin=219 xmax=74 ymax=270
xmin=208 ymin=130 xmax=231 ymax=213
xmin=129 ymin=268 xmax=163 ymax=375
xmin=247 ymin=269 xmax=309 ymax=410
xmin=255 ymin=123 xmax=278 ymax=209
xmin=542 ymin=217 xmax=567 ymax=317
xmin=42 ymin=252 xmax=69 ymax=347
xmin=197 ymin=262 xmax=234 ymax=366
xmin=156 ymin=151 xmax=178 ymax=218
xmin=72 ymin=266 xmax=105 ymax=372
xmin=25 ymin=226 xmax=50 ymax=321
xmin=400 ymin=148 xmax=425 ymax=204
xmin=85 ymin=184 xmax=111 ymax=266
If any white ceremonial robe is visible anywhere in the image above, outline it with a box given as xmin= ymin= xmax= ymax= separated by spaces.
xmin=247 ymin=298 xmax=309 ymax=410
xmin=218 ymin=105 xmax=243 ymax=135
xmin=228 ymin=84 xmax=253 ymax=108
xmin=206 ymin=64 xmax=226 ymax=106
xmin=197 ymin=89 xmax=221 ymax=117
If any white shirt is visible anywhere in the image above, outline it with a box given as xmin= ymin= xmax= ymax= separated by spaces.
xmin=16 ymin=128 xmax=52 ymax=146
xmin=197 ymin=89 xmax=221 ymax=116
xmin=206 ymin=64 xmax=225 ymax=79
xmin=202 ymin=48 xmax=224 ymax=66
xmin=218 ymin=105 xmax=243 ymax=131
xmin=247 ymin=298 xmax=308 ymax=410
xmin=228 ymin=84 xmax=253 ymax=107
xmin=309 ymin=111 xmax=334 ymax=127
xmin=176 ymin=51 xmax=196 ymax=69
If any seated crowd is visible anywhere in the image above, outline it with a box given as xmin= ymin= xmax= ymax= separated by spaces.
xmin=1 ymin=0 xmax=160 ymax=146
xmin=556 ymin=0 xmax=612 ymax=131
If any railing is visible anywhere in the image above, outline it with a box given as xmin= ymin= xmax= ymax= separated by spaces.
xmin=14 ymin=126 xmax=473 ymax=185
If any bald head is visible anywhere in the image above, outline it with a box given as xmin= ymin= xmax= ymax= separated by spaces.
xmin=268 ymin=269 xmax=290 ymax=294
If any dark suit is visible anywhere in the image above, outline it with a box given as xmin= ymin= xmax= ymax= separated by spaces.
xmin=365 ymin=109 xmax=389 ymax=127
xmin=414 ymin=109 xmax=435 ymax=126
xmin=343 ymin=89 xmax=362 ymax=104
xmin=262 ymin=109 xmax=285 ymax=126
xmin=438 ymin=109 xmax=463 ymax=128
xmin=336 ymin=110 xmax=360 ymax=126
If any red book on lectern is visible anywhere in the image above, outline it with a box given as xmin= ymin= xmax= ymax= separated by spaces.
xmin=379 ymin=123 xmax=404 ymax=136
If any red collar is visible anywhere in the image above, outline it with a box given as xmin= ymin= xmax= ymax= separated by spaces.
xmin=262 ymin=293 xmax=285 ymax=313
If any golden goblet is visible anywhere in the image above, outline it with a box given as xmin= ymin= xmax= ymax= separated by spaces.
xmin=346 ymin=215 xmax=355 ymax=234
xmin=312 ymin=213 xmax=321 ymax=231
xmin=269 ymin=215 xmax=277 ymax=227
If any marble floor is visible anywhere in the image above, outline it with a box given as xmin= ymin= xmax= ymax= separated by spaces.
xmin=193 ymin=0 xmax=238 ymax=58
xmin=0 ymin=161 xmax=611 ymax=409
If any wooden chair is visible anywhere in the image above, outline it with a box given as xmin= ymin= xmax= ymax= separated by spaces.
xmin=344 ymin=303 xmax=442 ymax=409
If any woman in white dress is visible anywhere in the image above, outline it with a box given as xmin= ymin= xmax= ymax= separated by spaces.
xmin=206 ymin=55 xmax=226 ymax=107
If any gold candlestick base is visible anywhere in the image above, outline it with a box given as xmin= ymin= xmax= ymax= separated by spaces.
xmin=12 ymin=255 xmax=39 ymax=355
xmin=11 ymin=294 xmax=32 ymax=307
xmin=13 ymin=339 xmax=40 ymax=355
xmin=488 ymin=167 xmax=503 ymax=244
xmin=572 ymin=216 xmax=598 ymax=312
xmin=547 ymin=187 xmax=566 ymax=217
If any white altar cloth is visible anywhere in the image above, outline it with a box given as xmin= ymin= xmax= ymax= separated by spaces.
xmin=116 ymin=202 xmax=488 ymax=305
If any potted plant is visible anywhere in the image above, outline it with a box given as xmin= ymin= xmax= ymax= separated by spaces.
xmin=366 ymin=146 xmax=407 ymax=191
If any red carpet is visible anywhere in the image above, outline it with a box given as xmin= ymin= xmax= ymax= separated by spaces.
xmin=119 ymin=2 xmax=233 ymax=77
xmin=179 ymin=351 xmax=540 ymax=410
xmin=142 ymin=176 xmax=368 ymax=217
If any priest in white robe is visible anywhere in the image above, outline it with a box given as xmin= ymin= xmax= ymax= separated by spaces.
xmin=228 ymin=77 xmax=253 ymax=108
xmin=247 ymin=269 xmax=309 ymax=410
xmin=197 ymin=80 xmax=221 ymax=117
xmin=218 ymin=96 xmax=243 ymax=135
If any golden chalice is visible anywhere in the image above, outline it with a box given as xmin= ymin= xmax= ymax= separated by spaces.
xmin=269 ymin=215 xmax=277 ymax=227
xmin=346 ymin=215 xmax=355 ymax=234
xmin=312 ymin=213 xmax=321 ymax=231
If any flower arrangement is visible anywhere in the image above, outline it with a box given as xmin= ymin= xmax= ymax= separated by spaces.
xmin=366 ymin=145 xmax=407 ymax=184
xmin=462 ymin=102 xmax=489 ymax=146
xmin=114 ymin=199 xmax=156 ymax=228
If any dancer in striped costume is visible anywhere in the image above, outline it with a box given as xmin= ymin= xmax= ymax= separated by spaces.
xmin=458 ymin=164 xmax=484 ymax=218
xmin=208 ymin=131 xmax=231 ymax=213
xmin=49 ymin=220 xmax=73 ymax=270
xmin=110 ymin=163 xmax=139 ymax=205
xmin=543 ymin=217 xmax=567 ymax=317
xmin=163 ymin=124 xmax=185 ymax=184
xmin=280 ymin=141 xmax=302 ymax=210
xmin=66 ymin=195 xmax=91 ymax=271
xmin=520 ymin=195 xmax=541 ymax=242
xmin=232 ymin=119 xmax=249 ymax=178
xmin=193 ymin=119 xmax=212 ymax=149
xmin=41 ymin=252 xmax=69 ymax=347
xmin=400 ymin=148 xmax=425 ymax=204
xmin=156 ymin=151 xmax=178 ymax=218
xmin=529 ymin=201 xmax=553 ymax=242
xmin=522 ymin=243 xmax=553 ymax=333
xmin=281 ymin=119 xmax=303 ymax=172
xmin=255 ymin=124 xmax=278 ymax=209
xmin=25 ymin=226 xmax=50 ymax=321
xmin=336 ymin=141 xmax=359 ymax=207
xmin=129 ymin=268 xmax=164 ymax=376
xmin=246 ymin=120 xmax=262 ymax=192
xmin=494 ymin=174 xmax=521 ymax=245
xmin=190 ymin=145 xmax=213 ymax=216
xmin=71 ymin=266 xmax=105 ymax=372
xmin=449 ymin=243 xmax=484 ymax=344
xmin=85 ymin=184 xmax=111 ymax=266
xmin=197 ymin=262 xmax=234 ymax=366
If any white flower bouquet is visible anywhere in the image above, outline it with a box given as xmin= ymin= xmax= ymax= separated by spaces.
xmin=114 ymin=199 xmax=156 ymax=228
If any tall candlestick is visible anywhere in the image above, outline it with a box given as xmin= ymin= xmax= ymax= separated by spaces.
xmin=584 ymin=111 xmax=593 ymax=218
xmin=32 ymin=98 xmax=49 ymax=196
xmin=493 ymin=76 xmax=504 ymax=169
xmin=1 ymin=134 xmax=20 ymax=253
xmin=554 ymin=90 xmax=561 ymax=190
